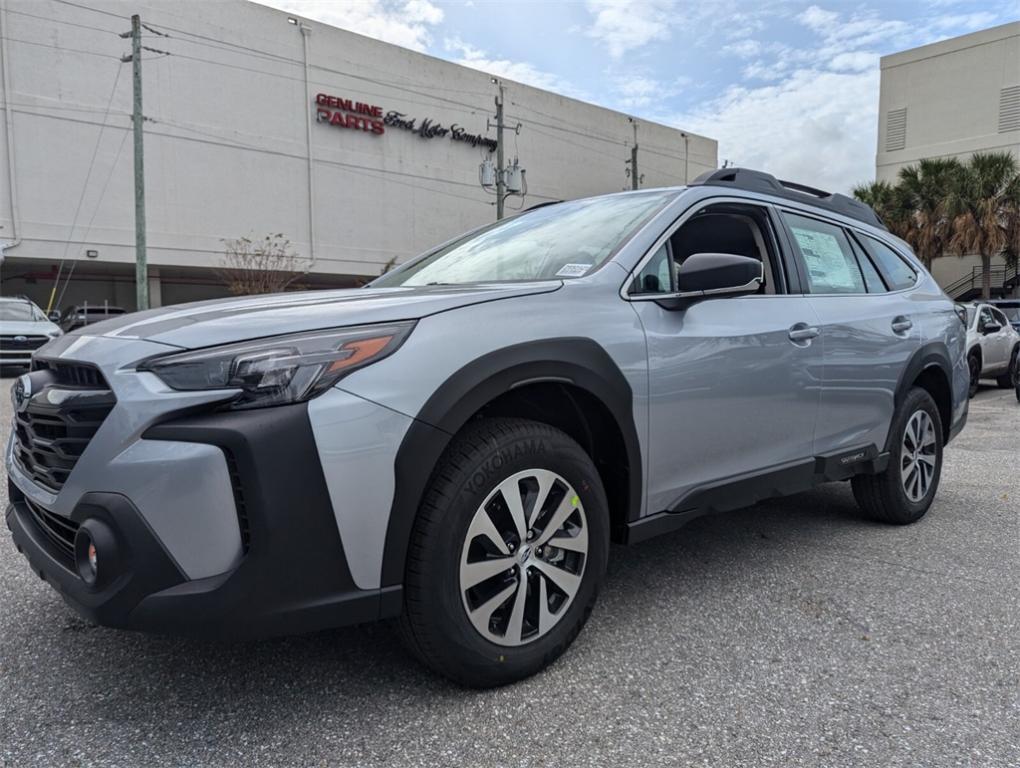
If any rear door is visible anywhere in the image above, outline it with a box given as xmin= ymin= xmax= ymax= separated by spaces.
xmin=780 ymin=212 xmax=922 ymax=458
xmin=977 ymin=306 xmax=1006 ymax=370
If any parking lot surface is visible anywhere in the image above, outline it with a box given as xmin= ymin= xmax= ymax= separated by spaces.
xmin=1 ymin=377 xmax=1017 ymax=768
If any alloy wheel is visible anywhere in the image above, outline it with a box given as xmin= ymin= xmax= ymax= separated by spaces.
xmin=459 ymin=468 xmax=588 ymax=647
xmin=901 ymin=410 xmax=937 ymax=503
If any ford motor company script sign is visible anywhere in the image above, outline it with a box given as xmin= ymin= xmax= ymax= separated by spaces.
xmin=315 ymin=93 xmax=497 ymax=152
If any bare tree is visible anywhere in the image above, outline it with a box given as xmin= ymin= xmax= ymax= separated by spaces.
xmin=216 ymin=233 xmax=309 ymax=296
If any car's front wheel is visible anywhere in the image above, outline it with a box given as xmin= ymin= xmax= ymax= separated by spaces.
xmin=399 ymin=417 xmax=609 ymax=687
xmin=851 ymin=387 xmax=943 ymax=525
xmin=968 ymin=352 xmax=981 ymax=398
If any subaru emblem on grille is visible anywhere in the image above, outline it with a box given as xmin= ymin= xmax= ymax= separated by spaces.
xmin=12 ymin=374 xmax=32 ymax=413
xmin=14 ymin=335 xmax=27 ymax=343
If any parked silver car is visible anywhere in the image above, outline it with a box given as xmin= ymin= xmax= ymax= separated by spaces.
xmin=5 ymin=169 xmax=969 ymax=687
xmin=963 ymin=302 xmax=1020 ymax=396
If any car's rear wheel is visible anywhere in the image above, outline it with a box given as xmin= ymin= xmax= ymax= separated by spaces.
xmin=851 ymin=387 xmax=943 ymax=525
xmin=996 ymin=346 xmax=1018 ymax=388
xmin=398 ymin=417 xmax=608 ymax=687
xmin=967 ymin=352 xmax=981 ymax=398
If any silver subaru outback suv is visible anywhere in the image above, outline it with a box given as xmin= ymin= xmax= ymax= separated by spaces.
xmin=6 ymin=168 xmax=968 ymax=687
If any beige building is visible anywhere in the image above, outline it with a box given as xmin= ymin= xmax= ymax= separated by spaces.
xmin=876 ymin=21 xmax=1020 ymax=296
xmin=0 ymin=0 xmax=716 ymax=312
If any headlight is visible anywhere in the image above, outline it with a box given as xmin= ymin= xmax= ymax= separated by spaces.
xmin=47 ymin=329 xmax=62 ymax=338
xmin=139 ymin=322 xmax=414 ymax=410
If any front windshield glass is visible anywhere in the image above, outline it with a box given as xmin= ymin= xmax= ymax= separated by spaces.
xmin=0 ymin=302 xmax=43 ymax=322
xmin=372 ymin=191 xmax=674 ymax=287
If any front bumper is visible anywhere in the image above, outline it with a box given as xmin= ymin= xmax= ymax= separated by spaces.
xmin=6 ymin=400 xmax=402 ymax=638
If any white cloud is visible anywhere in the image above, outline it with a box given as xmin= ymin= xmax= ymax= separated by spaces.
xmin=722 ymin=39 xmax=762 ymax=59
xmin=252 ymin=0 xmax=444 ymax=51
xmin=584 ymin=0 xmax=675 ymax=58
xmin=444 ymin=38 xmax=582 ymax=96
xmin=828 ymin=51 xmax=880 ymax=72
xmin=610 ymin=73 xmax=691 ymax=109
xmin=673 ymin=67 xmax=881 ymax=194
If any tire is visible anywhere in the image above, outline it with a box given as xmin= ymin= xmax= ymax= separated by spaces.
xmin=398 ymin=417 xmax=609 ymax=687
xmin=967 ymin=352 xmax=981 ymax=398
xmin=851 ymin=387 xmax=944 ymax=525
xmin=996 ymin=346 xmax=1019 ymax=389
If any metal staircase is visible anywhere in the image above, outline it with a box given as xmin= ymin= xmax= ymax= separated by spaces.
xmin=944 ymin=264 xmax=1019 ymax=301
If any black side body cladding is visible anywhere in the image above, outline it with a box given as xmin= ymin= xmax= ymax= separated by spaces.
xmin=623 ymin=446 xmax=888 ymax=544
xmin=380 ymin=338 xmax=641 ymax=587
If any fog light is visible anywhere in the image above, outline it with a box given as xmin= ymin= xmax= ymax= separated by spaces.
xmin=73 ymin=518 xmax=119 ymax=589
xmin=74 ymin=529 xmax=97 ymax=585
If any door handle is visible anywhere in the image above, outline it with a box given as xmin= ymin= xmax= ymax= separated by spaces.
xmin=891 ymin=316 xmax=913 ymax=334
xmin=788 ymin=325 xmax=820 ymax=342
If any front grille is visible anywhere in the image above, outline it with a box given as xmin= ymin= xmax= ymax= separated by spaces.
xmin=33 ymin=359 xmax=106 ymax=387
xmin=0 ymin=334 xmax=48 ymax=352
xmin=24 ymin=497 xmax=79 ymax=568
xmin=12 ymin=362 xmax=115 ymax=493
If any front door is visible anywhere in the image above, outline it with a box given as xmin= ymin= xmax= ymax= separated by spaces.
xmin=627 ymin=201 xmax=822 ymax=515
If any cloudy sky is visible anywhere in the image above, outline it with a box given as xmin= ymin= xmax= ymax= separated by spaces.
xmin=256 ymin=0 xmax=1018 ymax=193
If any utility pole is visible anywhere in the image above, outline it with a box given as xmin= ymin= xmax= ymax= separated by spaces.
xmin=494 ymin=82 xmax=506 ymax=220
xmin=629 ymin=119 xmax=639 ymax=190
xmin=122 ymin=15 xmax=147 ymax=310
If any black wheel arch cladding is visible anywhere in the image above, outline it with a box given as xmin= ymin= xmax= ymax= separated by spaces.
xmin=892 ymin=341 xmax=955 ymax=446
xmin=380 ymin=337 xmax=641 ymax=587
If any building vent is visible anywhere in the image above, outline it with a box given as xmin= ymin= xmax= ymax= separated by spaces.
xmin=885 ymin=108 xmax=907 ymax=151
xmin=999 ymin=86 xmax=1020 ymax=133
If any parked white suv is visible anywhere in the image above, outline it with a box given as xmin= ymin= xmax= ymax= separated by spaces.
xmin=963 ymin=303 xmax=1020 ymax=397
xmin=0 ymin=297 xmax=62 ymax=369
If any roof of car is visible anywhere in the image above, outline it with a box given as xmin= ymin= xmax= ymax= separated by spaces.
xmin=689 ymin=167 xmax=885 ymax=230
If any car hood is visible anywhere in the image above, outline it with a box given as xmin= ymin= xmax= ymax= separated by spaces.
xmin=0 ymin=319 xmax=60 ymax=336
xmin=74 ymin=282 xmax=562 ymax=349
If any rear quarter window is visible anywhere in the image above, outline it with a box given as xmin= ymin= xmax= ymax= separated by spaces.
xmin=859 ymin=235 xmax=917 ymax=290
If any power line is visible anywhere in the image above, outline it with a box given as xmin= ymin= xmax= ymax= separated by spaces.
xmin=2 ymin=6 xmax=121 ymax=35
xmin=0 ymin=35 xmax=121 ymax=60
xmin=51 ymin=0 xmax=125 ymax=20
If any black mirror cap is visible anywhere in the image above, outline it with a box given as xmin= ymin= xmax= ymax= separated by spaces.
xmin=47 ymin=311 xmax=61 ymax=323
xmin=676 ymin=252 xmax=763 ymax=294
xmin=982 ymin=323 xmax=1001 ymax=335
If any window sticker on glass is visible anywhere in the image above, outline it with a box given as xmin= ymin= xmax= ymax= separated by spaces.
xmin=790 ymin=226 xmax=860 ymax=292
xmin=555 ymin=263 xmax=593 ymax=278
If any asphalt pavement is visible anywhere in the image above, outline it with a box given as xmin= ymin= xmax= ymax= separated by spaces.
xmin=1 ymin=376 xmax=1017 ymax=768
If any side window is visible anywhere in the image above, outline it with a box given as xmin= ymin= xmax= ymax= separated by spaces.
xmin=782 ymin=212 xmax=866 ymax=294
xmin=630 ymin=243 xmax=672 ymax=294
xmin=992 ymin=308 xmax=1009 ymax=328
xmin=859 ymin=236 xmax=917 ymax=290
xmin=978 ymin=307 xmax=995 ymax=331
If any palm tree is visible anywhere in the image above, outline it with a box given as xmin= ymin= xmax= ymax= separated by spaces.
xmin=945 ymin=152 xmax=1020 ymax=299
xmin=894 ymin=158 xmax=964 ymax=270
xmin=852 ymin=180 xmax=910 ymax=239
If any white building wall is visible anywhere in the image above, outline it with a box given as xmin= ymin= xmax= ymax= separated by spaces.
xmin=0 ymin=0 xmax=716 ymax=308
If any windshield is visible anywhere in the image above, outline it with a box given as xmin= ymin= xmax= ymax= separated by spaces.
xmin=966 ymin=306 xmax=976 ymax=326
xmin=372 ymin=191 xmax=674 ymax=287
xmin=0 ymin=301 xmax=44 ymax=322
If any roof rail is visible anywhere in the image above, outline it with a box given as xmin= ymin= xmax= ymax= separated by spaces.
xmin=689 ymin=167 xmax=886 ymax=230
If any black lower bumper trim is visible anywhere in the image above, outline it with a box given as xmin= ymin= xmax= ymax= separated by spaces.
xmin=8 ymin=400 xmax=403 ymax=638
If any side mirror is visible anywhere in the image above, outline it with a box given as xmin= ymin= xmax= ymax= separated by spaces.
xmin=48 ymin=311 xmax=61 ymax=323
xmin=982 ymin=322 xmax=1001 ymax=335
xmin=653 ymin=253 xmax=763 ymax=310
